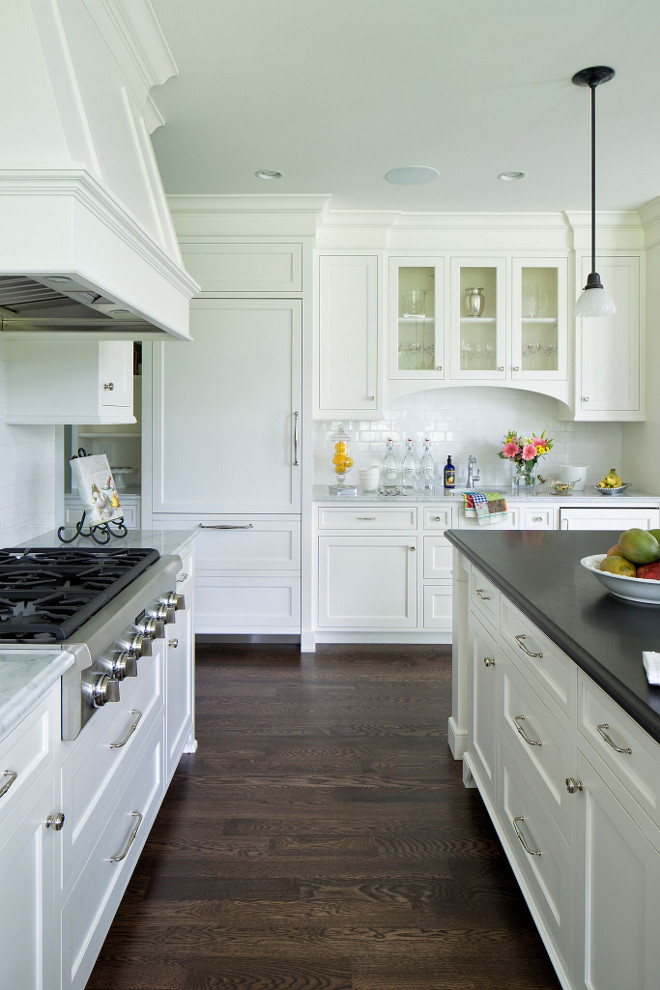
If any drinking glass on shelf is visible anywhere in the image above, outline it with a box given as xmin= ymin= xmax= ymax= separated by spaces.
xmin=522 ymin=284 xmax=549 ymax=318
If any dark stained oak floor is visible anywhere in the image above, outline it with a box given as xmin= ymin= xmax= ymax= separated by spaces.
xmin=85 ymin=644 xmax=561 ymax=990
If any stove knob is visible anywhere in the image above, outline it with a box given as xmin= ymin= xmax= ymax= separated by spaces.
xmin=122 ymin=632 xmax=152 ymax=658
xmin=82 ymin=671 xmax=121 ymax=709
xmin=148 ymin=602 xmax=176 ymax=625
xmin=162 ymin=591 xmax=186 ymax=612
xmin=99 ymin=651 xmax=138 ymax=680
xmin=135 ymin=614 xmax=165 ymax=640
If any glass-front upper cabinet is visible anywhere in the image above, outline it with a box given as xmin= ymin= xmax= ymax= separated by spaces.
xmin=511 ymin=258 xmax=568 ymax=381
xmin=449 ymin=258 xmax=506 ymax=379
xmin=389 ymin=258 xmax=444 ymax=378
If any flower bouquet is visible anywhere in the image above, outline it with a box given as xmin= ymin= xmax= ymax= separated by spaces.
xmin=499 ymin=430 xmax=553 ymax=491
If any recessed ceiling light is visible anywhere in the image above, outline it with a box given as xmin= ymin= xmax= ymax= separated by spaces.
xmin=497 ymin=171 xmax=526 ymax=182
xmin=385 ymin=166 xmax=439 ymax=185
xmin=255 ymin=169 xmax=283 ymax=180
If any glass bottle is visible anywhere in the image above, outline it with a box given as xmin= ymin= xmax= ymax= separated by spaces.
xmin=443 ymin=455 xmax=455 ymax=492
xmin=402 ymin=438 xmax=418 ymax=489
xmin=420 ymin=439 xmax=435 ymax=492
xmin=381 ymin=438 xmax=400 ymax=489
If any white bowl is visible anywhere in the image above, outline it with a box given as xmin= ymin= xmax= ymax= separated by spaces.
xmin=594 ymin=483 xmax=631 ymax=496
xmin=580 ymin=554 xmax=660 ymax=604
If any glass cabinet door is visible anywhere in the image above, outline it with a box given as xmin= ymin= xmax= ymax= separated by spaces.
xmin=450 ymin=259 xmax=505 ymax=379
xmin=389 ymin=259 xmax=443 ymax=378
xmin=512 ymin=259 xmax=568 ymax=381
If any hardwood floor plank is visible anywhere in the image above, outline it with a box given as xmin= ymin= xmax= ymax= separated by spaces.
xmin=85 ymin=644 xmax=560 ymax=990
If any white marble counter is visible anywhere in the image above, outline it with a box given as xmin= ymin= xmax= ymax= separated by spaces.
xmin=0 ymin=648 xmax=74 ymax=740
xmin=24 ymin=529 xmax=198 ymax=559
xmin=313 ymin=484 xmax=660 ymax=504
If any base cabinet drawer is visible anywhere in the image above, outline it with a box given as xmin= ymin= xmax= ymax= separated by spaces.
xmin=196 ymin=576 xmax=301 ymax=633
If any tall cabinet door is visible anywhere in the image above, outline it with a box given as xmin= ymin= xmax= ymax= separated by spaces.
xmin=152 ymin=299 xmax=302 ymax=513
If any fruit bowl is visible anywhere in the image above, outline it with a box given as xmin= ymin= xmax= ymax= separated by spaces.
xmin=594 ymin=483 xmax=631 ymax=495
xmin=580 ymin=554 xmax=660 ymax=604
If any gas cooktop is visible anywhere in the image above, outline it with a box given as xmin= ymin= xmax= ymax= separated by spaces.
xmin=0 ymin=545 xmax=160 ymax=641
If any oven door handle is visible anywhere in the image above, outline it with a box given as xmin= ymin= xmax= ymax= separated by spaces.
xmin=110 ymin=710 xmax=142 ymax=750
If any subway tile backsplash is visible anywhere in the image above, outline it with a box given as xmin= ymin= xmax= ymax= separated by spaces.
xmin=314 ymin=387 xmax=622 ymax=489
xmin=0 ymin=342 xmax=56 ymax=544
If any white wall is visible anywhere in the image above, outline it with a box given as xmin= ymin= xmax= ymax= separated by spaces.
xmin=0 ymin=341 xmax=57 ymax=544
xmin=314 ymin=386 xmax=623 ymax=490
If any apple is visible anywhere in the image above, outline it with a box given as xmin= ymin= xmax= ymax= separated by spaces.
xmin=637 ymin=561 xmax=660 ymax=581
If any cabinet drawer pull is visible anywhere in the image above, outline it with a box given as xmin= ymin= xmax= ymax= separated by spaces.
xmin=177 ymin=572 xmax=188 ymax=583
xmin=514 ymin=634 xmax=543 ymax=658
xmin=431 ymin=516 xmax=444 ymax=522
xmin=513 ymin=714 xmax=542 ymax=747
xmin=596 ymin=723 xmax=632 ymax=755
xmin=357 ymin=516 xmax=376 ymax=521
xmin=512 ymin=816 xmax=541 ymax=856
xmin=198 ymin=523 xmax=254 ymax=530
xmin=565 ymin=777 xmax=583 ymax=794
xmin=103 ymin=382 xmax=115 ymax=391
xmin=45 ymin=812 xmax=65 ymax=831
xmin=110 ymin=710 xmax=142 ymax=749
xmin=293 ymin=410 xmax=300 ymax=466
xmin=532 ymin=516 xmax=543 ymax=522
xmin=476 ymin=589 xmax=491 ymax=601
xmin=483 ymin=657 xmax=496 ymax=668
xmin=110 ymin=811 xmax=143 ymax=862
xmin=168 ymin=638 xmax=179 ymax=648
xmin=0 ymin=770 xmax=17 ymax=799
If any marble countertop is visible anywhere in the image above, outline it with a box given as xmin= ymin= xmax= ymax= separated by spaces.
xmin=0 ymin=648 xmax=74 ymax=740
xmin=24 ymin=528 xmax=198 ymax=558
xmin=445 ymin=528 xmax=660 ymax=743
xmin=313 ymin=484 xmax=660 ymax=504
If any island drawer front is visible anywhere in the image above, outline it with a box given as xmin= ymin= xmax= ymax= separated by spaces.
xmin=577 ymin=672 xmax=659 ymax=827
xmin=60 ymin=653 xmax=163 ymax=892
xmin=317 ymin=506 xmax=417 ymax=530
xmin=423 ymin=536 xmax=452 ymax=580
xmin=501 ymin=740 xmax=572 ymax=962
xmin=0 ymin=689 xmax=58 ymax=826
xmin=501 ymin=599 xmax=576 ymax=717
xmin=422 ymin=507 xmax=453 ymax=530
xmin=469 ymin=567 xmax=500 ymax=627
xmin=500 ymin=659 xmax=572 ymax=840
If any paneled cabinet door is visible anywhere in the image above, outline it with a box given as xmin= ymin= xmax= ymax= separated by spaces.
xmin=165 ymin=576 xmax=194 ymax=782
xmin=0 ymin=777 xmax=57 ymax=990
xmin=317 ymin=255 xmax=379 ymax=415
xmin=573 ymin=748 xmax=660 ymax=990
xmin=575 ymin=255 xmax=643 ymax=420
xmin=467 ymin=614 xmax=499 ymax=804
xmin=448 ymin=257 xmax=506 ymax=380
xmin=152 ymin=299 xmax=302 ymax=513
xmin=388 ymin=257 xmax=445 ymax=380
xmin=318 ymin=535 xmax=417 ymax=628
xmin=511 ymin=258 xmax=568 ymax=382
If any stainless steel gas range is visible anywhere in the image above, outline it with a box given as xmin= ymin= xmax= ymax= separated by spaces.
xmin=0 ymin=545 xmax=185 ymax=739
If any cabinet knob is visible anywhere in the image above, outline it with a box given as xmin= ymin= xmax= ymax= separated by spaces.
xmin=409 ymin=546 xmax=416 ymax=552
xmin=532 ymin=515 xmax=543 ymax=522
xmin=582 ymin=396 xmax=590 ymax=402
xmin=168 ymin=638 xmax=179 ymax=648
xmin=498 ymin=366 xmax=504 ymax=372
xmin=483 ymin=657 xmax=496 ymax=667
xmin=45 ymin=812 xmax=66 ymax=831
xmin=436 ymin=365 xmax=443 ymax=371
xmin=565 ymin=777 xmax=583 ymax=794
xmin=368 ymin=395 xmax=375 ymax=401
xmin=103 ymin=382 xmax=115 ymax=391
xmin=512 ymin=365 xmax=520 ymax=372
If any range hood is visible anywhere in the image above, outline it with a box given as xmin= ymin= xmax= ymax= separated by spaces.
xmin=0 ymin=1 xmax=199 ymax=341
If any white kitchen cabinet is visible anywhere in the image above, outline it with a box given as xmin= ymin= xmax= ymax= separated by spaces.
xmin=165 ymin=550 xmax=196 ymax=781
xmin=6 ymin=340 xmax=135 ymax=425
xmin=388 ymin=258 xmax=445 ymax=380
xmin=574 ymin=255 xmax=643 ymax=420
xmin=511 ymin=258 xmax=568 ymax=384
xmin=318 ymin=535 xmax=417 ymax=629
xmin=317 ymin=254 xmax=379 ymax=416
xmin=467 ymin=612 xmax=500 ymax=805
xmin=151 ymin=298 xmax=302 ymax=514
xmin=559 ymin=505 xmax=660 ymax=530
xmin=449 ymin=258 xmax=507 ymax=380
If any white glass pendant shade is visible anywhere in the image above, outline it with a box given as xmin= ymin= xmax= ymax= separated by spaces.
xmin=574 ymin=282 xmax=617 ymax=318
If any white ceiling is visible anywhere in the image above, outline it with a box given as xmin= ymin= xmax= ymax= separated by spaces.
xmin=149 ymin=0 xmax=660 ymax=215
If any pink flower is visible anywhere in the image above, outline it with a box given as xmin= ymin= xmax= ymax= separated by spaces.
xmin=532 ymin=437 xmax=544 ymax=447
xmin=502 ymin=441 xmax=521 ymax=459
xmin=522 ymin=444 xmax=537 ymax=461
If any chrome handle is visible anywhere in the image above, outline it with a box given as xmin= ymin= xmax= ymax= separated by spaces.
xmin=512 ymin=816 xmax=541 ymax=856
xmin=483 ymin=657 xmax=496 ymax=668
xmin=513 ymin=715 xmax=542 ymax=747
xmin=103 ymin=382 xmax=115 ymax=391
xmin=110 ymin=710 xmax=142 ymax=750
xmin=45 ymin=812 xmax=65 ymax=831
xmin=357 ymin=516 xmax=376 ymax=520
xmin=596 ymin=723 xmax=632 ymax=755
xmin=0 ymin=770 xmax=17 ymax=799
xmin=565 ymin=777 xmax=583 ymax=794
xmin=476 ymin=589 xmax=491 ymax=601
xmin=532 ymin=516 xmax=543 ymax=521
xmin=168 ymin=638 xmax=179 ymax=648
xmin=177 ymin=572 xmax=188 ymax=583
xmin=198 ymin=523 xmax=254 ymax=530
xmin=110 ymin=811 xmax=143 ymax=862
xmin=293 ymin=410 xmax=300 ymax=466
xmin=514 ymin=634 xmax=543 ymax=658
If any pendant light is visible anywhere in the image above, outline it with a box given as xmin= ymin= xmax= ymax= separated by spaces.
xmin=572 ymin=66 xmax=616 ymax=317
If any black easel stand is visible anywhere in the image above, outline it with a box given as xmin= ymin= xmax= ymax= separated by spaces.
xmin=57 ymin=511 xmax=128 ymax=545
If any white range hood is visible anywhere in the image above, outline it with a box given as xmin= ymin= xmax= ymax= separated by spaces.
xmin=0 ymin=0 xmax=199 ymax=340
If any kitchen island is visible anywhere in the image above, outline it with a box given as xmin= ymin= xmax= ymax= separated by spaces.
xmin=445 ymin=528 xmax=660 ymax=990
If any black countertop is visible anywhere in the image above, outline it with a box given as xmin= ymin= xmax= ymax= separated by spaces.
xmin=445 ymin=529 xmax=660 ymax=744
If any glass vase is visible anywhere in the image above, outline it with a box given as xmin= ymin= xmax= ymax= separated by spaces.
xmin=512 ymin=460 xmax=536 ymax=493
